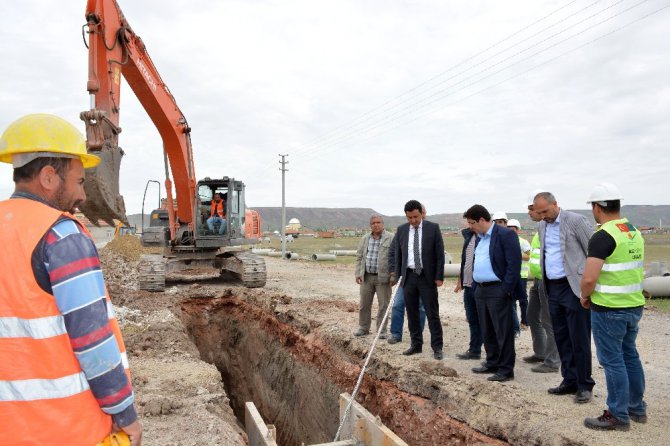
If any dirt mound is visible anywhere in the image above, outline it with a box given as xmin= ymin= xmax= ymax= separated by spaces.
xmin=103 ymin=235 xmax=160 ymax=261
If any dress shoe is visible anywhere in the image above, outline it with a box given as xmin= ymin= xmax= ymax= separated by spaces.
xmin=584 ymin=410 xmax=630 ymax=431
xmin=488 ymin=373 xmax=514 ymax=382
xmin=456 ymin=350 xmax=481 ymax=360
xmin=472 ymin=365 xmax=498 ymax=374
xmin=402 ymin=346 xmax=422 ymax=356
xmin=629 ymin=412 xmax=648 ymax=423
xmin=433 ymin=350 xmax=444 ymax=360
xmin=531 ymin=364 xmax=559 ymax=373
xmin=387 ymin=336 xmax=401 ymax=345
xmin=353 ymin=328 xmax=368 ymax=337
xmin=574 ymin=390 xmax=593 ymax=404
xmin=522 ymin=355 xmax=544 ymax=364
xmin=548 ymin=384 xmax=577 ymax=395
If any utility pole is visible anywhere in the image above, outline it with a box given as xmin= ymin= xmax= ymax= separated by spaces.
xmin=279 ymin=154 xmax=289 ymax=259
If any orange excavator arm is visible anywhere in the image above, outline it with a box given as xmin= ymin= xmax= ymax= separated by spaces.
xmin=80 ymin=0 xmax=196 ymax=242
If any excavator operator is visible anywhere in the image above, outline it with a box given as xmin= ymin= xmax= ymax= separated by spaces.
xmin=207 ymin=192 xmax=227 ymax=235
xmin=0 ymin=114 xmax=142 ymax=446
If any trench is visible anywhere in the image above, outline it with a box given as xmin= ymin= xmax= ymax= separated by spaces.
xmin=181 ymin=295 xmax=509 ymax=446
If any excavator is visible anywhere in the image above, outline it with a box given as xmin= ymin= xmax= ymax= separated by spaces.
xmin=79 ymin=0 xmax=266 ymax=290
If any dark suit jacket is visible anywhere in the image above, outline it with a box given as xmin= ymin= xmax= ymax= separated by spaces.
xmin=475 ymin=224 xmax=522 ymax=295
xmin=458 ymin=227 xmax=476 ymax=284
xmin=390 ymin=220 xmax=445 ymax=287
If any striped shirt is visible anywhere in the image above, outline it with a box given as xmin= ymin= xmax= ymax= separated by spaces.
xmin=462 ymin=235 xmax=476 ymax=287
xmin=15 ymin=192 xmax=137 ymax=427
xmin=365 ymin=236 xmax=382 ymax=274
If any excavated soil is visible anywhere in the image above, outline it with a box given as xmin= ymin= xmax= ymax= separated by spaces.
xmin=100 ymin=236 xmax=670 ymax=446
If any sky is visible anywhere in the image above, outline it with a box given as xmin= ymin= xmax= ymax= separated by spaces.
xmin=1 ymin=0 xmax=669 ymax=216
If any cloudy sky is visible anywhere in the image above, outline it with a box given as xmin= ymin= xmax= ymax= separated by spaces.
xmin=1 ymin=0 xmax=668 ymax=216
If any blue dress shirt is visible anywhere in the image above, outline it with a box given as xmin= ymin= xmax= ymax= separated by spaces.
xmin=544 ymin=210 xmax=567 ymax=279
xmin=473 ymin=223 xmax=501 ymax=283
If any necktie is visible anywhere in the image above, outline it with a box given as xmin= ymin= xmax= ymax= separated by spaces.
xmin=413 ymin=226 xmax=422 ymax=275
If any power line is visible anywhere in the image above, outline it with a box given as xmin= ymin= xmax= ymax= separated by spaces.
xmin=297 ymin=1 xmax=669 ymax=164
xmin=297 ymin=0 xmax=644 ymax=160
xmin=296 ymin=0 xmax=658 ymax=162
xmin=292 ymin=0 xmax=581 ymax=154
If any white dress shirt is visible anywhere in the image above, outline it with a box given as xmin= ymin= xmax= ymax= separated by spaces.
xmin=407 ymin=220 xmax=423 ymax=269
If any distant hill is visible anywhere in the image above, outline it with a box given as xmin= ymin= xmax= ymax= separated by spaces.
xmin=127 ymin=205 xmax=670 ymax=232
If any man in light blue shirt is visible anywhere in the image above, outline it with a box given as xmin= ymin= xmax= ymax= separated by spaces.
xmin=534 ymin=192 xmax=595 ymax=404
xmin=544 ymin=212 xmax=567 ymax=280
xmin=464 ymin=204 xmax=521 ymax=382
xmin=473 ymin=223 xmax=500 ymax=283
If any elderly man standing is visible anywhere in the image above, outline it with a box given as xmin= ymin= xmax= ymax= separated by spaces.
xmin=0 ymin=114 xmax=141 ymax=445
xmin=354 ymin=215 xmax=393 ymax=338
xmin=534 ymin=192 xmax=595 ymax=404
xmin=465 ymin=205 xmax=521 ymax=382
xmin=581 ymin=183 xmax=647 ymax=431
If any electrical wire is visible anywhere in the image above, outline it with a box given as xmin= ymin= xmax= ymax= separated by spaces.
xmin=297 ymin=0 xmax=646 ymax=162
xmin=299 ymin=1 xmax=670 ymax=165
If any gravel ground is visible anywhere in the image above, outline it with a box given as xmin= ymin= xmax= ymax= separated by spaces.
xmin=263 ymin=256 xmax=670 ymax=446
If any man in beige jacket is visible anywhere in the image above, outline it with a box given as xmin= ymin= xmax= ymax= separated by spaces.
xmin=354 ymin=215 xmax=393 ymax=338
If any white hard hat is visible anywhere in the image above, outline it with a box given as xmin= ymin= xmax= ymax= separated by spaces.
xmin=586 ymin=182 xmax=623 ymax=204
xmin=507 ymin=218 xmax=521 ymax=228
xmin=527 ymin=189 xmax=546 ymax=206
xmin=491 ymin=211 xmax=508 ymax=221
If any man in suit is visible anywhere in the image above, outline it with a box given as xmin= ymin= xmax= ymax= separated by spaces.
xmin=464 ymin=205 xmax=521 ymax=382
xmin=390 ymin=200 xmax=445 ymax=360
xmin=534 ymin=192 xmax=595 ymax=404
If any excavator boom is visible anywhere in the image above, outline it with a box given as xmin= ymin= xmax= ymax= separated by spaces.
xmin=80 ymin=0 xmax=196 ymax=233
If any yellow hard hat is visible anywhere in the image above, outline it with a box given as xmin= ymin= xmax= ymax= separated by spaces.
xmin=0 ymin=113 xmax=100 ymax=168
xmin=96 ymin=431 xmax=131 ymax=446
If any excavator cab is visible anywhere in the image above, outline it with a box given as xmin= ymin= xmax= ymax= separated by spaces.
xmin=194 ymin=177 xmax=250 ymax=248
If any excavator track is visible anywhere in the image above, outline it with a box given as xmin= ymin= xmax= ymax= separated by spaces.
xmin=222 ymin=252 xmax=267 ymax=288
xmin=138 ymin=254 xmax=167 ymax=292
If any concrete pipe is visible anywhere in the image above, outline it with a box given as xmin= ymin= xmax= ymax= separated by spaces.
xmin=444 ymin=263 xmax=461 ymax=277
xmin=643 ymin=276 xmax=670 ymax=298
xmin=328 ymin=250 xmax=357 ymax=256
xmin=251 ymin=248 xmax=273 ymax=255
xmin=311 ymin=253 xmax=336 ymax=261
xmin=284 ymin=252 xmax=300 ymax=260
xmin=266 ymin=251 xmax=283 ymax=257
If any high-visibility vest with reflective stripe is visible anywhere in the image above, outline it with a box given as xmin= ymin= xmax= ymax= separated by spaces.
xmin=519 ymin=235 xmax=530 ymax=279
xmin=0 ymin=198 xmax=128 ymax=445
xmin=210 ymin=199 xmax=225 ymax=217
xmin=529 ymin=232 xmax=542 ymax=279
xmin=591 ymin=218 xmax=645 ymax=308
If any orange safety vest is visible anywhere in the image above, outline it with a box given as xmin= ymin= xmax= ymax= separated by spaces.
xmin=0 ymin=198 xmax=130 ymax=445
xmin=210 ymin=199 xmax=225 ymax=218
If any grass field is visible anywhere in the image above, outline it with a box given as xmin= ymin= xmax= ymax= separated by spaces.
xmin=262 ymin=233 xmax=670 ymax=266
xmin=260 ymin=232 xmax=670 ymax=312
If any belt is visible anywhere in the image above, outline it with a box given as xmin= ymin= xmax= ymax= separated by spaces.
xmin=477 ymin=281 xmax=501 ymax=287
xmin=406 ymin=268 xmax=423 ymax=275
xmin=365 ymin=272 xmax=378 ymax=275
xmin=546 ymin=277 xmax=569 ymax=284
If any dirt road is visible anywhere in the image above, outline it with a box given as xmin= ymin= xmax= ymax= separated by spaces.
xmin=101 ymin=239 xmax=669 ymax=445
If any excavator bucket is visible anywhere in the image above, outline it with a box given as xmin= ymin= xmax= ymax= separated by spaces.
xmin=79 ymin=110 xmax=128 ymax=227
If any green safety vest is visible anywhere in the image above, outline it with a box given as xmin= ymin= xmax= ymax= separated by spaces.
xmin=519 ymin=235 xmax=530 ymax=279
xmin=591 ymin=218 xmax=645 ymax=308
xmin=528 ymin=232 xmax=542 ymax=279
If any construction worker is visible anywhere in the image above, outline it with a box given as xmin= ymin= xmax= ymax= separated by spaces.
xmin=207 ymin=192 xmax=226 ymax=234
xmin=580 ymin=183 xmax=647 ymax=431
xmin=507 ymin=219 xmax=530 ymax=336
xmin=0 ymin=114 xmax=142 ymax=445
xmin=491 ymin=210 xmax=508 ymax=227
